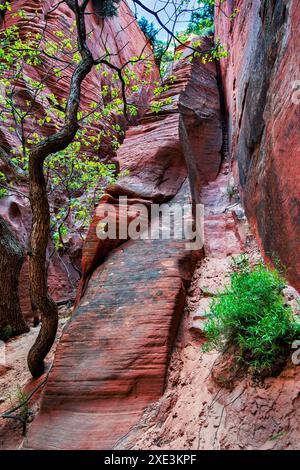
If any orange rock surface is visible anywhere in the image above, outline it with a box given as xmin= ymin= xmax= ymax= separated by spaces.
xmin=0 ymin=0 xmax=159 ymax=321
xmin=25 ymin=39 xmax=223 ymax=450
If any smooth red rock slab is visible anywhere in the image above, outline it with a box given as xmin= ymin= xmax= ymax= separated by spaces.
xmin=25 ymin=40 xmax=222 ymax=450
xmin=25 ymin=184 xmax=200 ymax=449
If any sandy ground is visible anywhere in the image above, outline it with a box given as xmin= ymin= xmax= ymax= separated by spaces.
xmin=117 ymin=164 xmax=300 ymax=450
xmin=119 ymin=253 xmax=300 ymax=449
xmin=0 ymin=309 xmax=71 ymax=449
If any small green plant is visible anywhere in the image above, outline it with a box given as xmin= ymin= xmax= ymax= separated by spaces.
xmin=15 ymin=386 xmax=29 ymax=421
xmin=0 ymin=324 xmax=12 ymax=341
xmin=203 ymin=256 xmax=300 ymax=375
xmin=5 ymin=386 xmax=31 ymax=435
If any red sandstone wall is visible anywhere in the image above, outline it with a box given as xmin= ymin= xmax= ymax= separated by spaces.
xmin=215 ymin=0 xmax=300 ymax=290
xmin=25 ymin=39 xmax=223 ymax=450
xmin=0 ymin=0 xmax=159 ymax=320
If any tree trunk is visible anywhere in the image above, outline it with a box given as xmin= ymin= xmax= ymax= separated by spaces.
xmin=0 ymin=215 xmax=29 ymax=339
xmin=26 ymin=2 xmax=94 ymax=377
xmin=27 ymin=156 xmax=58 ymax=378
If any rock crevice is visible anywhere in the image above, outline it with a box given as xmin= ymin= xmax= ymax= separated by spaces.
xmin=215 ymin=0 xmax=300 ymax=290
xmin=0 ymin=0 xmax=159 ymax=322
xmin=25 ymin=38 xmax=223 ymax=450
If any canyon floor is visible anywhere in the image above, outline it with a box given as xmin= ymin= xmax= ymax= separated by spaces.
xmin=1 ymin=161 xmax=299 ymax=450
xmin=0 ymin=311 xmax=71 ymax=449
xmin=116 ymin=162 xmax=300 ymax=450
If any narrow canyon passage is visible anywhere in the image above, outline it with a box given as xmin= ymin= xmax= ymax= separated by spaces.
xmin=118 ymin=162 xmax=300 ymax=451
xmin=7 ymin=35 xmax=300 ymax=452
xmin=0 ymin=0 xmax=299 ymax=455
xmin=24 ymin=40 xmax=224 ymax=450
xmin=117 ymin=160 xmax=253 ymax=449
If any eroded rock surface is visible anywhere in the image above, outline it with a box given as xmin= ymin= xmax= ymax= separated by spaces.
xmin=25 ymin=39 xmax=223 ymax=450
xmin=0 ymin=0 xmax=159 ymax=321
xmin=215 ymin=0 xmax=300 ymax=290
xmin=116 ymin=163 xmax=300 ymax=451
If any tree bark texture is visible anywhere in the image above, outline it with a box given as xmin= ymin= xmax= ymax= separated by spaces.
xmin=0 ymin=215 xmax=29 ymax=340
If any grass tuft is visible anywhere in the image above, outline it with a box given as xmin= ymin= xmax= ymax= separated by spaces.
xmin=203 ymin=256 xmax=300 ymax=375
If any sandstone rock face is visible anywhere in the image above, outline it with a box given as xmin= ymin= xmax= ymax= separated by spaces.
xmin=0 ymin=0 xmax=159 ymax=322
xmin=0 ymin=195 xmax=79 ymax=322
xmin=0 ymin=195 xmax=32 ymax=320
xmin=1 ymin=0 xmax=157 ymax=156
xmin=112 ymin=166 xmax=300 ymax=451
xmin=215 ymin=0 xmax=300 ymax=290
xmin=78 ymin=39 xmax=222 ymax=297
xmin=25 ymin=39 xmax=223 ymax=449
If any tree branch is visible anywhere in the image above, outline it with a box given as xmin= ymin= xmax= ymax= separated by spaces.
xmin=0 ymin=145 xmax=28 ymax=182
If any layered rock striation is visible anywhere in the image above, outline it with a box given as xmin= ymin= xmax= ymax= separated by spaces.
xmin=25 ymin=37 xmax=223 ymax=449
xmin=0 ymin=0 xmax=159 ymax=321
xmin=215 ymin=0 xmax=300 ymax=290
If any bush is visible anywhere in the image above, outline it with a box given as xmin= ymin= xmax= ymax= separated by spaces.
xmin=203 ymin=257 xmax=300 ymax=374
xmin=92 ymin=0 xmax=121 ymax=18
xmin=186 ymin=1 xmax=215 ymax=35
xmin=0 ymin=324 xmax=12 ymax=341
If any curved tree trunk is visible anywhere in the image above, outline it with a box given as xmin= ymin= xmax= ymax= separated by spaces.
xmin=26 ymin=1 xmax=95 ymax=377
xmin=0 ymin=215 xmax=29 ymax=339
xmin=27 ymin=156 xmax=58 ymax=378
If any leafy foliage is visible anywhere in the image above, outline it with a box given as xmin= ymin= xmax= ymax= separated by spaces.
xmin=138 ymin=2 xmax=229 ymax=76
xmin=0 ymin=2 xmax=11 ymax=13
xmin=185 ymin=0 xmax=239 ymax=35
xmin=138 ymin=16 xmax=158 ymax=41
xmin=138 ymin=16 xmax=172 ymax=72
xmin=0 ymin=8 xmax=154 ymax=247
xmin=46 ymin=146 xmax=117 ymax=250
xmin=92 ymin=0 xmax=121 ymax=18
xmin=203 ymin=256 xmax=300 ymax=374
xmin=186 ymin=0 xmax=215 ymax=35
xmin=15 ymin=385 xmax=30 ymax=421
xmin=0 ymin=171 xmax=7 ymax=198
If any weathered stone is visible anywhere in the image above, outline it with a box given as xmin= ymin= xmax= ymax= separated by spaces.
xmin=215 ymin=0 xmax=300 ymax=290
xmin=0 ymin=0 xmax=159 ymax=322
xmin=25 ymin=39 xmax=223 ymax=450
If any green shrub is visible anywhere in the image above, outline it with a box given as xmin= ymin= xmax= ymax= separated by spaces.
xmin=92 ymin=0 xmax=120 ymax=18
xmin=0 ymin=324 xmax=12 ymax=341
xmin=203 ymin=257 xmax=300 ymax=374
xmin=16 ymin=385 xmax=29 ymax=421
